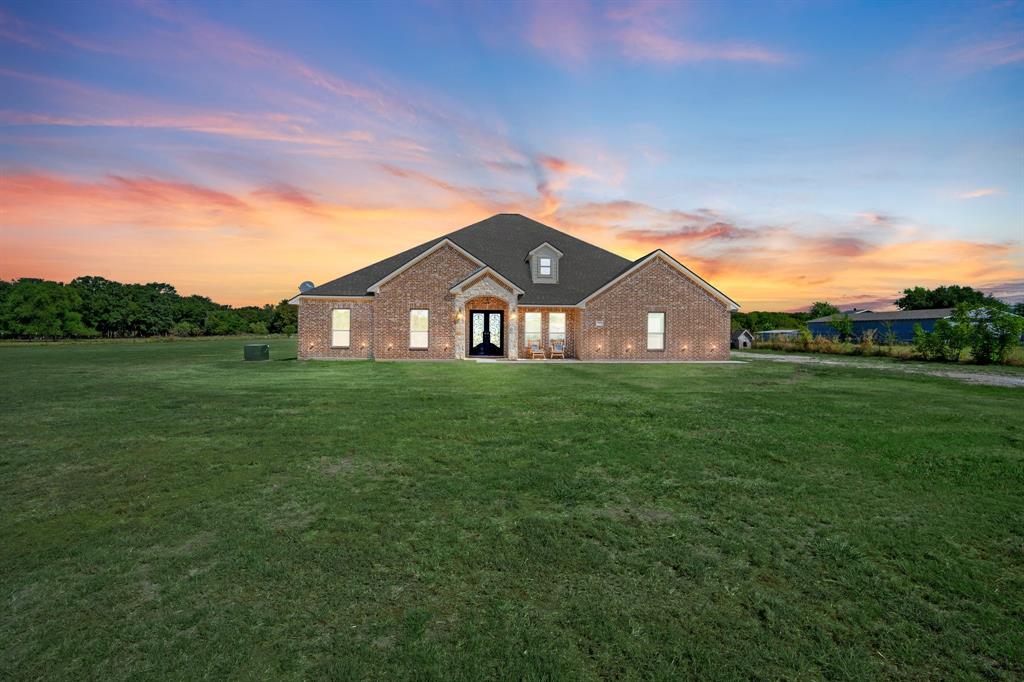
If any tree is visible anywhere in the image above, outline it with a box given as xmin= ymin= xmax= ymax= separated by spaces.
xmin=269 ymin=299 xmax=298 ymax=334
xmin=895 ymin=285 xmax=1004 ymax=311
xmin=1012 ymin=302 xmax=1024 ymax=317
xmin=913 ymin=303 xmax=1022 ymax=364
xmin=0 ymin=279 xmax=96 ymax=338
xmin=203 ymin=309 xmax=247 ymax=335
xmin=809 ymin=301 xmax=840 ymax=318
xmin=828 ymin=313 xmax=853 ymax=339
xmin=966 ymin=305 xmax=1024 ymax=365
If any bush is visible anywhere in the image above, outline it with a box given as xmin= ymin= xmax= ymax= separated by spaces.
xmin=248 ymin=322 xmax=269 ymax=335
xmin=965 ymin=306 xmax=1024 ymax=364
xmin=170 ymin=321 xmax=200 ymax=337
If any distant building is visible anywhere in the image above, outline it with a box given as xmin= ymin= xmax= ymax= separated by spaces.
xmin=731 ymin=329 xmax=753 ymax=349
xmin=756 ymin=329 xmax=800 ymax=341
xmin=807 ymin=308 xmax=953 ymax=343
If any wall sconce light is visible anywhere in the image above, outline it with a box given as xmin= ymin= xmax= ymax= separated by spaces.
xmin=626 ymin=344 xmax=632 ymax=351
xmin=682 ymin=345 xmax=689 ymax=351
xmin=710 ymin=344 xmax=717 ymax=350
xmin=360 ymin=342 xmax=367 ymax=349
xmin=387 ymin=343 xmax=393 ymax=350
xmin=455 ymin=311 xmax=463 ymax=321
xmin=308 ymin=342 xmax=314 ymax=349
xmin=596 ymin=344 xmax=603 ymax=351
xmin=510 ymin=312 xmax=517 ymax=320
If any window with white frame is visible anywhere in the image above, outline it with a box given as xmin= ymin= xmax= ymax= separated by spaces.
xmin=524 ymin=312 xmax=542 ymax=346
xmin=539 ymin=257 xmax=552 ymax=277
xmin=409 ymin=309 xmax=429 ymax=349
xmin=647 ymin=312 xmax=665 ymax=350
xmin=548 ymin=312 xmax=566 ymax=344
xmin=331 ymin=308 xmax=351 ymax=348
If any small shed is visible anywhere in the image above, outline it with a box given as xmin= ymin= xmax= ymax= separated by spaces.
xmin=731 ymin=329 xmax=753 ymax=349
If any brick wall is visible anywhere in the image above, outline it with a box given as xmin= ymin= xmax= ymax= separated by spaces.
xmin=372 ymin=244 xmax=479 ymax=359
xmin=297 ymin=298 xmax=374 ymax=360
xmin=578 ymin=257 xmax=730 ymax=361
xmin=518 ymin=307 xmax=580 ymax=358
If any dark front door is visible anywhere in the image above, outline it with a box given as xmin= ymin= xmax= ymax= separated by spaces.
xmin=469 ymin=310 xmax=504 ymax=356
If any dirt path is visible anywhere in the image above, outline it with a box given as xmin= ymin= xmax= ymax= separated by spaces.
xmin=734 ymin=352 xmax=1024 ymax=388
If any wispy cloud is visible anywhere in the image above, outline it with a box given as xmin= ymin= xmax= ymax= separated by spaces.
xmin=518 ymin=0 xmax=789 ymax=68
xmin=958 ymin=188 xmax=1003 ymax=199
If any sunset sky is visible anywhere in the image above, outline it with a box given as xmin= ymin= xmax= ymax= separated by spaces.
xmin=1 ymin=0 xmax=1021 ymax=310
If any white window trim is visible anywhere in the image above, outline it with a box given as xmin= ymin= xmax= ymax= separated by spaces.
xmin=409 ymin=309 xmax=429 ymax=349
xmin=647 ymin=312 xmax=665 ymax=351
xmin=548 ymin=312 xmax=566 ymax=343
xmin=523 ymin=312 xmax=542 ymax=346
xmin=331 ymin=308 xmax=351 ymax=348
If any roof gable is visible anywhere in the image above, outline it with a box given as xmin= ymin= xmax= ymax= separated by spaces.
xmin=578 ymin=250 xmax=740 ymax=311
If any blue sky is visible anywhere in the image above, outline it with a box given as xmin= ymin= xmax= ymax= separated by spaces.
xmin=1 ymin=0 xmax=1021 ymax=307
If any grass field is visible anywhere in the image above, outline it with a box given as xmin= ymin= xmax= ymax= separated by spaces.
xmin=2 ymin=337 xmax=1022 ymax=680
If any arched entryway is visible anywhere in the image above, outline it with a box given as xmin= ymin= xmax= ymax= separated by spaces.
xmin=466 ymin=296 xmax=508 ymax=357
xmin=451 ymin=275 xmax=519 ymax=360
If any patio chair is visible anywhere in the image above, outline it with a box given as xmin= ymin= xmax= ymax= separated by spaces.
xmin=549 ymin=340 xmax=565 ymax=359
xmin=528 ymin=341 xmax=546 ymax=359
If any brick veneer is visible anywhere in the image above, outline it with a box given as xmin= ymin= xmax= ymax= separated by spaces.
xmin=298 ymin=246 xmax=730 ymax=361
xmin=518 ymin=307 xmax=580 ymax=358
xmin=577 ymin=257 xmax=730 ymax=361
xmin=297 ymin=298 xmax=373 ymax=360
xmin=372 ymin=244 xmax=479 ymax=359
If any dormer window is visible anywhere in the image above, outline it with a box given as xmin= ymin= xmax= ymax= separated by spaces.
xmin=527 ymin=242 xmax=563 ymax=284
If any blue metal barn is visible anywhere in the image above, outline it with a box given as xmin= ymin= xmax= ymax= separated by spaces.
xmin=806 ymin=308 xmax=953 ymax=343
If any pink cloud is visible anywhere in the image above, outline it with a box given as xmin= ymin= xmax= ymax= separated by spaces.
xmin=958 ymin=188 xmax=1003 ymax=199
xmin=616 ymin=28 xmax=788 ymax=65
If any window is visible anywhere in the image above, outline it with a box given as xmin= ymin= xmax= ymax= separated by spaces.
xmin=409 ymin=309 xmax=429 ymax=349
xmin=331 ymin=308 xmax=350 ymax=348
xmin=548 ymin=312 xmax=566 ymax=343
xmin=647 ymin=312 xmax=665 ymax=350
xmin=524 ymin=312 xmax=542 ymax=346
xmin=539 ymin=257 xmax=552 ymax=277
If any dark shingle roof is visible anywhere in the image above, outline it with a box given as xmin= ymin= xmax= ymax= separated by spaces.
xmin=301 ymin=214 xmax=633 ymax=305
xmin=808 ymin=308 xmax=953 ymax=324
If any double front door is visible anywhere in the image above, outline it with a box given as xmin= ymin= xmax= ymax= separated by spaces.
xmin=469 ymin=310 xmax=503 ymax=357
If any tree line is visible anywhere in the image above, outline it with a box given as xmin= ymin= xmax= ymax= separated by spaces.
xmin=0 ymin=277 xmax=297 ymax=339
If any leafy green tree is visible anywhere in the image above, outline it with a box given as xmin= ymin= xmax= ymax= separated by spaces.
xmin=966 ymin=305 xmax=1024 ymax=364
xmin=203 ymin=309 xmax=247 ymax=335
xmin=0 ymin=279 xmax=96 ymax=338
xmin=269 ymin=299 xmax=298 ymax=334
xmin=1012 ymin=302 xmax=1024 ymax=317
xmin=895 ymin=285 xmax=1004 ymax=311
xmin=828 ymin=313 xmax=853 ymax=339
xmin=809 ymin=301 xmax=840 ymax=318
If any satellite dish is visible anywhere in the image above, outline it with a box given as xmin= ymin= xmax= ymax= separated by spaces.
xmin=299 ymin=280 xmax=315 ymax=293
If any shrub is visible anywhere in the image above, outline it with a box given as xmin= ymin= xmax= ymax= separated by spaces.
xmin=170 ymin=321 xmax=200 ymax=337
xmin=248 ymin=322 xmax=269 ymax=335
xmin=964 ymin=305 xmax=1024 ymax=364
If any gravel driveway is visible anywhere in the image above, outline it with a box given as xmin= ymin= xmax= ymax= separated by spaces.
xmin=734 ymin=352 xmax=1024 ymax=388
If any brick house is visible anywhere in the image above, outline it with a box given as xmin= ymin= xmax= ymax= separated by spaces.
xmin=290 ymin=214 xmax=739 ymax=361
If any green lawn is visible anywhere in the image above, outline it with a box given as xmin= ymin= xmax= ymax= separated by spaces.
xmin=2 ymin=337 xmax=1022 ymax=680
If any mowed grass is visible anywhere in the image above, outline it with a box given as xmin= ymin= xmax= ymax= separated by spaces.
xmin=2 ymin=338 xmax=1022 ymax=680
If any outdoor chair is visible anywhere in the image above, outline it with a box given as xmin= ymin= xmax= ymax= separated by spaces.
xmin=528 ymin=341 xmax=546 ymax=359
xmin=549 ymin=340 xmax=565 ymax=359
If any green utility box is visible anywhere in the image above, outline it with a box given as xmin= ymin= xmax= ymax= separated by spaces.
xmin=244 ymin=344 xmax=270 ymax=361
